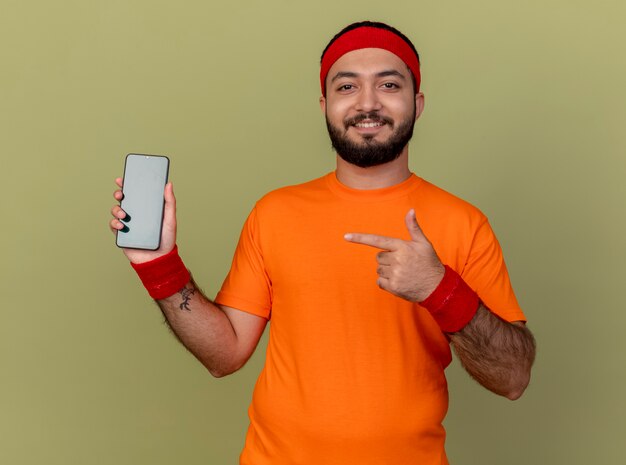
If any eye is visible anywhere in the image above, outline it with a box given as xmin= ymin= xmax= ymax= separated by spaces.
xmin=382 ymin=82 xmax=399 ymax=89
xmin=338 ymin=84 xmax=354 ymax=91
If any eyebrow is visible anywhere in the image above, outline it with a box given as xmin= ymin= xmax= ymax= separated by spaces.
xmin=330 ymin=69 xmax=407 ymax=83
xmin=376 ymin=70 xmax=406 ymax=80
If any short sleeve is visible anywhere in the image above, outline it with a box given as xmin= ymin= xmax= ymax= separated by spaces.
xmin=214 ymin=206 xmax=272 ymax=320
xmin=461 ymin=218 xmax=526 ymax=322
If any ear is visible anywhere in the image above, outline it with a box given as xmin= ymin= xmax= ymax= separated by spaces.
xmin=414 ymin=92 xmax=425 ymax=121
xmin=319 ymin=95 xmax=326 ymax=114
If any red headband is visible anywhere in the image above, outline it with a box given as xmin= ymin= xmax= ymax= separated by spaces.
xmin=320 ymin=26 xmax=421 ymax=96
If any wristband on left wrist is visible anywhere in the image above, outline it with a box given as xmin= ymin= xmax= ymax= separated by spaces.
xmin=419 ymin=265 xmax=480 ymax=333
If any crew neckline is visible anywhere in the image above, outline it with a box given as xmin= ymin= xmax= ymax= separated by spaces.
xmin=325 ymin=171 xmax=423 ymax=202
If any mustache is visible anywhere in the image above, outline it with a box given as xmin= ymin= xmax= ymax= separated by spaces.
xmin=344 ymin=112 xmax=394 ymax=129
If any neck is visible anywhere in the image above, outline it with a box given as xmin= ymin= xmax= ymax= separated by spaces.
xmin=335 ymin=149 xmax=411 ymax=189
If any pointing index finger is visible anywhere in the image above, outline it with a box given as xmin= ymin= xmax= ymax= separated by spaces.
xmin=344 ymin=232 xmax=402 ymax=250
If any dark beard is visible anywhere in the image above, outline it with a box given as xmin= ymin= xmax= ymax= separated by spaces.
xmin=326 ymin=110 xmax=416 ymax=168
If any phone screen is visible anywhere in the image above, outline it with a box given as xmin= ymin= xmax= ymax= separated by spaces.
xmin=116 ymin=154 xmax=170 ymax=250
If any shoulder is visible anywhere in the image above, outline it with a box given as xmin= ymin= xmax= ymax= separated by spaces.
xmin=413 ymin=179 xmax=496 ymax=271
xmin=254 ymin=173 xmax=331 ymax=213
xmin=415 ymin=177 xmax=487 ymax=225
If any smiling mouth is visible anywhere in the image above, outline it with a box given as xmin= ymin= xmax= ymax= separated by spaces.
xmin=354 ymin=121 xmax=385 ymax=128
xmin=345 ymin=112 xmax=393 ymax=131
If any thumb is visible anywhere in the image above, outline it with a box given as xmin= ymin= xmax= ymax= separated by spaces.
xmin=164 ymin=182 xmax=176 ymax=218
xmin=161 ymin=182 xmax=178 ymax=246
xmin=405 ymin=209 xmax=425 ymax=242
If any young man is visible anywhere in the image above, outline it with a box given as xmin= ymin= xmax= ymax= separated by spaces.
xmin=110 ymin=21 xmax=535 ymax=465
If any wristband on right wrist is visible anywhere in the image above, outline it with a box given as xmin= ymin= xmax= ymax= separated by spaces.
xmin=130 ymin=245 xmax=191 ymax=300
xmin=419 ymin=265 xmax=480 ymax=333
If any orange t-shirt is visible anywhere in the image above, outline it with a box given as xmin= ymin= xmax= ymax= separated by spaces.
xmin=215 ymin=172 xmax=525 ymax=465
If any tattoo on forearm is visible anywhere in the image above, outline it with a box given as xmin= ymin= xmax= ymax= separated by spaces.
xmin=179 ymin=286 xmax=196 ymax=311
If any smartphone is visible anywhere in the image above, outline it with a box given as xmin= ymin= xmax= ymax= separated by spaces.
xmin=116 ymin=153 xmax=170 ymax=250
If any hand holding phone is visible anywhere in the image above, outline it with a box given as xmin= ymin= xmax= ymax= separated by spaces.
xmin=110 ymin=154 xmax=178 ymax=264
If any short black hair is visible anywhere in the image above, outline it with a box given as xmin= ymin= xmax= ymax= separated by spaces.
xmin=320 ymin=21 xmax=420 ymax=93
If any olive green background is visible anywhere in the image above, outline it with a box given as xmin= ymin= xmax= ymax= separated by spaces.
xmin=1 ymin=0 xmax=624 ymax=463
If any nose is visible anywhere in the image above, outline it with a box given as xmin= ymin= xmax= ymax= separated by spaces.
xmin=354 ymin=85 xmax=382 ymax=113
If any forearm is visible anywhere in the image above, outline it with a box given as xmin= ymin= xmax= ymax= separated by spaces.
xmin=155 ymin=277 xmax=239 ymax=378
xmin=448 ymin=305 xmax=536 ymax=400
